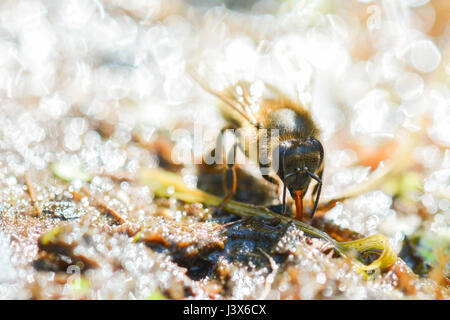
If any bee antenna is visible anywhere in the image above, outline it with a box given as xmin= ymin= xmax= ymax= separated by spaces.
xmin=306 ymin=170 xmax=322 ymax=218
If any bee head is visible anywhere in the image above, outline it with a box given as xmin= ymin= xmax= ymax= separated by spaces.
xmin=274 ymin=138 xmax=324 ymax=196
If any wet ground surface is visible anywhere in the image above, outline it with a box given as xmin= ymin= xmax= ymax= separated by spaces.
xmin=0 ymin=105 xmax=446 ymax=300
xmin=0 ymin=0 xmax=449 ymax=300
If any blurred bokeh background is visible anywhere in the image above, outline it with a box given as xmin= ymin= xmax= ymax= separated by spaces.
xmin=0 ymin=0 xmax=448 ymax=298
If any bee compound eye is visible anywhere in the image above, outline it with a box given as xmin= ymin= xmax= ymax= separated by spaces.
xmin=312 ymin=138 xmax=323 ymax=151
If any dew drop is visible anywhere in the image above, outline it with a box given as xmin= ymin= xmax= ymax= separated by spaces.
xmin=395 ymin=72 xmax=424 ymax=101
xmin=404 ymin=0 xmax=430 ymax=7
xmin=409 ymin=39 xmax=441 ymax=73
xmin=316 ymin=273 xmax=327 ymax=285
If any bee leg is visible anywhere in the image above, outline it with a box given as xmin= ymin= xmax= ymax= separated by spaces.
xmin=220 ymin=164 xmax=236 ymax=207
xmin=260 ymin=166 xmax=291 ymax=216
xmin=219 ymin=141 xmax=238 ymax=209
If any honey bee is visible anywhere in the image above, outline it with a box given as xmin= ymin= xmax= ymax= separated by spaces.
xmin=189 ymin=70 xmax=324 ymax=221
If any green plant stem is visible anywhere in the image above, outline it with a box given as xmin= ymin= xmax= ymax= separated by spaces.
xmin=138 ymin=167 xmax=397 ymax=272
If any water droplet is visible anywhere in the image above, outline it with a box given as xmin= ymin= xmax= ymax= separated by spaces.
xmin=395 ymin=72 xmax=424 ymax=101
xmin=316 ymin=273 xmax=327 ymax=285
xmin=421 ymin=193 xmax=438 ymax=214
xmin=405 ymin=0 xmax=430 ymax=7
xmin=438 ymin=199 xmax=450 ymax=211
xmin=409 ymin=39 xmax=441 ymax=73
xmin=332 ymin=167 xmax=353 ymax=187
xmin=166 ymin=186 xmax=175 ymax=195
xmin=366 ymin=215 xmax=379 ymax=231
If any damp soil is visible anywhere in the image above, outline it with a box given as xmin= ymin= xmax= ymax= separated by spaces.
xmin=0 ymin=106 xmax=447 ymax=300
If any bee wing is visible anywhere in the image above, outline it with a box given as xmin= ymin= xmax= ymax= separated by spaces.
xmin=187 ymin=67 xmax=260 ymax=128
